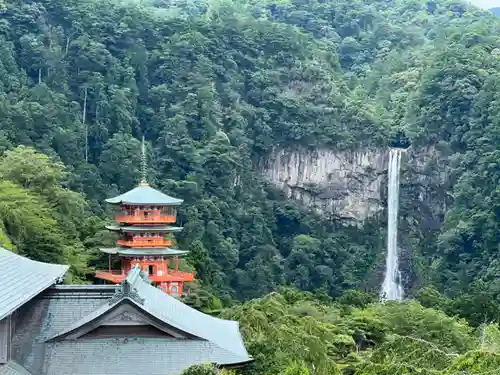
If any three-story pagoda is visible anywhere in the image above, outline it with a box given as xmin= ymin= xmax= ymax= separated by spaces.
xmin=96 ymin=140 xmax=193 ymax=296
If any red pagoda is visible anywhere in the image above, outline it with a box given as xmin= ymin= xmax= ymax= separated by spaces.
xmin=95 ymin=139 xmax=194 ymax=296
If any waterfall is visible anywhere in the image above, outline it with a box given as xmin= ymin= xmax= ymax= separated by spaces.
xmin=381 ymin=148 xmax=404 ymax=301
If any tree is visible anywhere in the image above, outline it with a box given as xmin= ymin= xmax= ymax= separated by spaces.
xmin=181 ymin=364 xmax=218 ymax=375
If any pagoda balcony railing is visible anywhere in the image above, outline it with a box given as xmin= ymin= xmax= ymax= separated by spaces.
xmin=95 ymin=270 xmax=124 ymax=284
xmin=116 ymin=238 xmax=172 ymax=247
xmin=166 ymin=270 xmax=194 ymax=281
xmin=95 ymin=269 xmax=194 ymax=283
xmin=148 ymin=271 xmax=195 ymax=283
xmin=115 ymin=215 xmax=176 ymax=224
xmin=101 ymin=270 xmax=123 ymax=275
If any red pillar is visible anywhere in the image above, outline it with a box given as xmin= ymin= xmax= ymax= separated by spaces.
xmin=158 ymin=282 xmax=170 ymax=294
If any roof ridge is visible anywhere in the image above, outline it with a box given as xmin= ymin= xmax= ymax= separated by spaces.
xmin=106 ymin=266 xmax=151 ymax=306
xmin=125 ymin=265 xmax=151 ymax=287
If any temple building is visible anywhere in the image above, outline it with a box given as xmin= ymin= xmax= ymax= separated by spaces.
xmin=95 ymin=139 xmax=194 ymax=296
xmin=0 ymin=248 xmax=252 ymax=375
xmin=95 ymin=181 xmax=194 ymax=296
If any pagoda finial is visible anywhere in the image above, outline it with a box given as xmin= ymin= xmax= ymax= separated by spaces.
xmin=139 ymin=136 xmax=149 ymax=186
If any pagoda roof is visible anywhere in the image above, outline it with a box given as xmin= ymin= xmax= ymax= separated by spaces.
xmin=105 ymin=184 xmax=183 ymax=206
xmin=0 ymin=248 xmax=69 ymax=320
xmin=105 ymin=225 xmax=184 ymax=233
xmin=99 ymin=247 xmax=188 ymax=256
xmin=47 ymin=267 xmax=251 ymax=364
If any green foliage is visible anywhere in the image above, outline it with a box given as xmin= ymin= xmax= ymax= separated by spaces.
xmin=221 ymin=290 xmax=496 ymax=375
xmin=279 ymin=362 xmax=311 ymax=375
xmin=480 ymin=324 xmax=500 ymax=353
xmin=443 ymin=351 xmax=500 ymax=374
xmin=2 ymin=0 xmax=500 ymax=371
xmin=181 ymin=363 xmax=218 ymax=375
xmin=360 ymin=301 xmax=476 ymax=353
xmin=181 ymin=364 xmax=236 ymax=375
xmin=0 ymin=147 xmax=92 ymax=281
xmin=0 ymin=0 xmax=389 ymax=299
xmin=222 ymin=292 xmax=343 ymax=375
xmin=0 ymin=222 xmax=14 ymax=250
xmin=369 ymin=336 xmax=455 ymax=370
xmin=355 ymin=362 xmax=440 ymax=375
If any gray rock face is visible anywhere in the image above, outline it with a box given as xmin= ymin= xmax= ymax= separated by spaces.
xmin=261 ymin=146 xmax=451 ymax=293
xmin=261 ymin=146 xmax=450 ymax=223
xmin=261 ymin=148 xmax=388 ymax=221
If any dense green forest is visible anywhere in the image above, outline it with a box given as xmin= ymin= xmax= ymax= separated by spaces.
xmin=2 ymin=0 xmax=500 ymax=372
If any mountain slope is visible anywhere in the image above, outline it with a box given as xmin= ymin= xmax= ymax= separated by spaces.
xmin=1 ymin=0 xmax=500 ymax=325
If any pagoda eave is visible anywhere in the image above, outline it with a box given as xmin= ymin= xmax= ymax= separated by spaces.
xmin=99 ymin=247 xmax=189 ymax=257
xmin=106 ymin=200 xmax=183 ymax=206
xmin=104 ymin=185 xmax=184 ymax=206
xmin=105 ymin=225 xmax=184 ymax=233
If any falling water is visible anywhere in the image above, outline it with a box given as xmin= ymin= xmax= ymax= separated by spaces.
xmin=381 ymin=148 xmax=404 ymax=301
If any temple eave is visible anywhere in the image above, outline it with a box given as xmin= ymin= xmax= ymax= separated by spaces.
xmin=99 ymin=247 xmax=189 ymax=257
xmin=106 ymin=200 xmax=183 ymax=206
xmin=104 ymin=185 xmax=184 ymax=206
xmin=105 ymin=225 xmax=184 ymax=233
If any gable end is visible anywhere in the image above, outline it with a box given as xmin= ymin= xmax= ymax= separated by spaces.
xmin=80 ymin=324 xmax=175 ymax=338
xmin=101 ymin=308 xmax=147 ymax=326
xmin=48 ymin=301 xmax=191 ymax=341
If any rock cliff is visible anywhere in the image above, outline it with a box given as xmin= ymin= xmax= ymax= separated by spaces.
xmin=261 ymin=147 xmax=449 ymax=223
xmin=261 ymin=148 xmax=388 ymax=221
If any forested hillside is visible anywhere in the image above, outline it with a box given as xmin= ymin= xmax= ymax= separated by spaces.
xmin=221 ymin=289 xmax=500 ymax=374
xmin=0 ymin=0 xmax=394 ymax=300
xmin=2 ymin=0 xmax=500 ymax=372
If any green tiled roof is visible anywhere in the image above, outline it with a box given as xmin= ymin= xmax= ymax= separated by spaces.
xmin=105 ymin=184 xmax=183 ymax=206
xmin=105 ymin=225 xmax=183 ymax=233
xmin=0 ymin=248 xmax=69 ymax=320
xmin=99 ymin=247 xmax=188 ymax=256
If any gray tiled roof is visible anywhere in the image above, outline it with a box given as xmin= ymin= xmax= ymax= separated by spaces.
xmin=0 ymin=361 xmax=32 ymax=375
xmin=43 ymin=338 xmax=247 ymax=375
xmin=10 ymin=272 xmax=252 ymax=375
xmin=15 ymin=287 xmax=115 ymax=342
xmin=99 ymin=247 xmax=189 ymax=256
xmin=105 ymin=225 xmax=184 ymax=232
xmin=0 ymin=248 xmax=69 ymax=320
xmin=105 ymin=184 xmax=183 ymax=206
xmin=10 ymin=287 xmax=115 ymax=374
xmin=43 ymin=339 xmax=247 ymax=375
xmin=131 ymin=268 xmax=250 ymax=359
xmin=49 ymin=267 xmax=250 ymax=361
